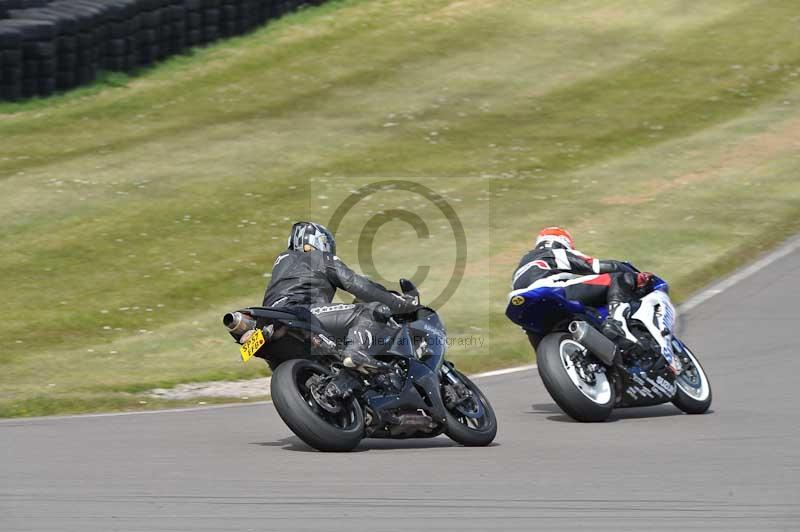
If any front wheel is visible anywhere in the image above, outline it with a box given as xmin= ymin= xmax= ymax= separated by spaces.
xmin=271 ymin=359 xmax=365 ymax=452
xmin=672 ymin=340 xmax=712 ymax=414
xmin=537 ymin=332 xmax=615 ymax=422
xmin=442 ymin=367 xmax=497 ymax=446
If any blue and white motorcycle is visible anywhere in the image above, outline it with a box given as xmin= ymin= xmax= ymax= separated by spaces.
xmin=506 ymin=266 xmax=712 ymax=422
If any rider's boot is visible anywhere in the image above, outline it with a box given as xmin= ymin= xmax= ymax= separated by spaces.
xmin=602 ymin=272 xmax=642 ymax=353
xmin=602 ymin=301 xmax=639 ymax=352
xmin=342 ymin=350 xmax=384 ymax=372
xmin=343 ymin=351 xmax=401 ymax=390
xmin=341 ymin=324 xmax=390 ymax=373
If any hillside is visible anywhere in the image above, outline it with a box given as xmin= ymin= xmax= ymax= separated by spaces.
xmin=2 ymin=0 xmax=800 ymax=416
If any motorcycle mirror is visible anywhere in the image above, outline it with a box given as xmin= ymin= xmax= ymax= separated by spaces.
xmin=399 ymin=278 xmax=419 ymax=296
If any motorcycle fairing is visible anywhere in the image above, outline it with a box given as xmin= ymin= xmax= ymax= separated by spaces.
xmin=618 ymin=368 xmax=678 ymax=407
xmin=630 ymin=289 xmax=677 ymax=366
xmin=506 ymin=273 xmax=679 ymax=408
xmin=361 ymin=308 xmax=451 ymax=435
xmin=505 ymin=286 xmax=607 ymax=335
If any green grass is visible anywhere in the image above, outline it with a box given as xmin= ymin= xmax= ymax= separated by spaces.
xmin=2 ymin=0 xmax=800 ymax=416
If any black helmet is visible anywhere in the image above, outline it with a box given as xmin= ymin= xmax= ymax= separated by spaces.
xmin=288 ymin=222 xmax=336 ymax=255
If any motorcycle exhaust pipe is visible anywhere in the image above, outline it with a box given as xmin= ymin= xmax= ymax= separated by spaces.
xmin=223 ymin=312 xmax=257 ymax=335
xmin=568 ymin=321 xmax=618 ymax=366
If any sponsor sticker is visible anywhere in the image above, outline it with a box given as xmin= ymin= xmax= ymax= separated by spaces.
xmin=511 ymin=296 xmax=525 ymax=306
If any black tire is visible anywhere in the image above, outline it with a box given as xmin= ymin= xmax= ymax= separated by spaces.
xmin=138 ymin=44 xmax=158 ymax=65
xmin=442 ymin=367 xmax=497 ymax=446
xmin=171 ymin=20 xmax=186 ymax=35
xmin=0 ymin=19 xmax=55 ymax=41
xmin=75 ymin=64 xmax=92 ymax=83
xmin=123 ymin=50 xmax=138 ymax=71
xmin=38 ymin=57 xmax=56 ymax=75
xmin=108 ymin=37 xmax=127 ymax=56
xmin=0 ymin=82 xmax=22 ymax=100
xmin=58 ymin=35 xmax=77 ymax=55
xmin=29 ymin=41 xmax=56 ymax=58
xmin=186 ymin=29 xmax=202 ymax=46
xmin=221 ymin=4 xmax=237 ymax=20
xmin=0 ymin=25 xmax=22 ymax=50
xmin=202 ymin=25 xmax=218 ymax=42
xmin=2 ymin=49 xmax=23 ymax=68
xmin=159 ymin=23 xmax=173 ymax=40
xmin=105 ymin=54 xmax=125 ymax=71
xmin=76 ymin=31 xmax=93 ymax=49
xmin=537 ymin=332 xmax=615 ymax=422
xmin=671 ymin=341 xmax=712 ymax=415
xmin=55 ymin=70 xmax=75 ymax=89
xmin=1 ymin=67 xmax=22 ymax=83
xmin=37 ymin=76 xmax=55 ymax=96
xmin=108 ymin=20 xmax=129 ymax=39
xmin=22 ymin=58 xmax=37 ymax=75
xmin=168 ymin=5 xmax=185 ymax=22
xmin=203 ymin=7 xmax=220 ymax=25
xmin=20 ymin=77 xmax=36 ymax=96
xmin=187 ymin=12 xmax=202 ymax=29
xmin=138 ymin=28 xmax=157 ymax=45
xmin=219 ymin=21 xmax=235 ymax=37
xmin=58 ymin=53 xmax=77 ymax=70
xmin=271 ymin=359 xmax=365 ymax=452
xmin=169 ymin=37 xmax=185 ymax=54
xmin=140 ymin=10 xmax=161 ymax=29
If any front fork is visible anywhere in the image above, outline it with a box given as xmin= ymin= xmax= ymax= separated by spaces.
xmin=441 ymin=363 xmax=474 ymax=409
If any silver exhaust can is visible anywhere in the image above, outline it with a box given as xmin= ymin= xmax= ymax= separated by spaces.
xmin=223 ymin=312 xmax=257 ymax=336
xmin=568 ymin=321 xmax=618 ymax=366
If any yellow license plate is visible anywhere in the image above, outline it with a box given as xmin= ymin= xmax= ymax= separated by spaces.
xmin=240 ymin=329 xmax=265 ymax=362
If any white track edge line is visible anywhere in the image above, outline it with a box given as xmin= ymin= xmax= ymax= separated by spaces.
xmin=469 ymin=364 xmax=537 ymax=380
xmin=5 ymin=234 xmax=799 ymax=424
xmin=0 ymin=365 xmax=540 ymax=424
xmin=678 ymin=233 xmax=800 ymax=313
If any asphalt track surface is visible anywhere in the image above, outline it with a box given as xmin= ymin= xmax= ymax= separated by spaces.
xmin=3 ymin=242 xmax=800 ymax=532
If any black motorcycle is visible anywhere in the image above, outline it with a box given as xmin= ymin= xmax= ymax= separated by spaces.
xmin=223 ymin=279 xmax=497 ymax=452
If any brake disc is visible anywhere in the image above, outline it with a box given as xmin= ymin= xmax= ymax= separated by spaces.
xmin=307 ymin=376 xmax=343 ymax=414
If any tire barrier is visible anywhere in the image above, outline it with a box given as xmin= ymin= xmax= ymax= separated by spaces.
xmin=0 ymin=0 xmax=327 ymax=101
xmin=0 ymin=23 xmax=24 ymax=100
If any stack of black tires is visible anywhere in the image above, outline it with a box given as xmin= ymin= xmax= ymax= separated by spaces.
xmin=0 ymin=0 xmax=326 ymax=101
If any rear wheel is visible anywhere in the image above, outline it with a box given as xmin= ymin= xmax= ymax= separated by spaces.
xmin=442 ymin=367 xmax=497 ymax=446
xmin=537 ymin=332 xmax=615 ymax=422
xmin=271 ymin=359 xmax=364 ymax=452
xmin=672 ymin=341 xmax=712 ymax=414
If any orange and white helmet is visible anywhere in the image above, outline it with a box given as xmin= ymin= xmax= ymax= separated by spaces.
xmin=535 ymin=226 xmax=574 ymax=250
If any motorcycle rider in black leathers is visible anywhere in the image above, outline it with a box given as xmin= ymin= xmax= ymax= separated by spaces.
xmin=263 ymin=221 xmax=419 ymax=371
xmin=510 ymin=227 xmax=653 ymax=351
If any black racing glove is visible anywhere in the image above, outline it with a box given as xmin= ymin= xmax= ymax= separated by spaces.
xmin=390 ymin=293 xmax=420 ymax=314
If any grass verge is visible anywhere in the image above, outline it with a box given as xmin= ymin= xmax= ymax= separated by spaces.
xmin=2 ymin=0 xmax=800 ymax=416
